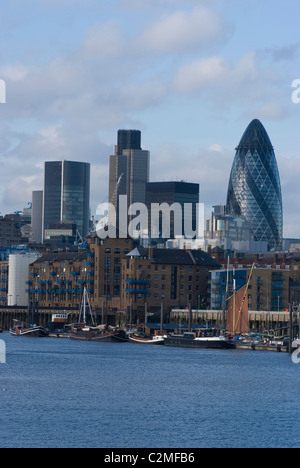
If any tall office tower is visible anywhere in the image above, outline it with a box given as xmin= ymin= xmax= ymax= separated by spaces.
xmin=146 ymin=181 xmax=200 ymax=240
xmin=109 ymin=130 xmax=150 ymax=231
xmin=226 ymin=119 xmax=283 ymax=251
xmin=31 ymin=190 xmax=43 ymax=244
xmin=42 ymin=161 xmax=90 ymax=242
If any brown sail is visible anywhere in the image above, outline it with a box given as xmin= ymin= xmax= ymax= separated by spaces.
xmin=227 ymin=285 xmax=250 ymax=334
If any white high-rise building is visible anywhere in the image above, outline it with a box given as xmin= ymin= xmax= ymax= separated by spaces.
xmin=8 ymin=253 xmax=40 ymax=306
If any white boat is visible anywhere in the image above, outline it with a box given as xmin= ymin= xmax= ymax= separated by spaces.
xmin=129 ymin=332 xmax=166 ymax=345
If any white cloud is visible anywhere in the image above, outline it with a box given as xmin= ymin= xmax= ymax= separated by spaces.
xmin=1 ymin=65 xmax=32 ymax=82
xmin=82 ymin=21 xmax=125 ymax=58
xmin=209 ymin=144 xmax=224 ymax=153
xmin=140 ymin=6 xmax=226 ymax=54
xmin=173 ymin=52 xmax=258 ymax=92
xmin=174 ymin=56 xmax=230 ymax=91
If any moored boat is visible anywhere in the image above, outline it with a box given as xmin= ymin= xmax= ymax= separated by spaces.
xmin=129 ymin=332 xmax=166 ymax=345
xmin=10 ymin=320 xmax=49 ymax=337
xmin=48 ymin=313 xmax=69 ymax=336
xmin=164 ymin=332 xmax=235 ymax=349
xmin=70 ymin=325 xmax=121 ymax=342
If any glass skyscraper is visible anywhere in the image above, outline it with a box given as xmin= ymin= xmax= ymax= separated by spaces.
xmin=226 ymin=119 xmax=283 ymax=251
xmin=109 ymin=130 xmax=150 ymax=231
xmin=43 ymin=161 xmax=90 ymax=241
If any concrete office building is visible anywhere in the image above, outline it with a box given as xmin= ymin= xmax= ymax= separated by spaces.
xmin=31 ymin=190 xmax=43 ymax=244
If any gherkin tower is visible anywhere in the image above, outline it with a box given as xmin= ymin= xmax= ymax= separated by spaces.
xmin=226 ymin=119 xmax=283 ymax=251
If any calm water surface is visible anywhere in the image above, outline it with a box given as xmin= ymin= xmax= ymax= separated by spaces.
xmin=0 ymin=333 xmax=299 ymax=448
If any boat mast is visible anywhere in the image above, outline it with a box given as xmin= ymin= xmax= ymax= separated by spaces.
xmin=222 ymin=256 xmax=230 ymax=329
xmin=83 ymin=287 xmax=86 ymax=324
xmin=79 ymin=288 xmax=95 ymax=326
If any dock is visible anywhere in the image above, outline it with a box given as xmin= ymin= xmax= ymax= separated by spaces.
xmin=235 ymin=343 xmax=288 ymax=353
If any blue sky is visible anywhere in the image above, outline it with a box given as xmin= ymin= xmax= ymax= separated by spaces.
xmin=0 ymin=0 xmax=300 ymax=237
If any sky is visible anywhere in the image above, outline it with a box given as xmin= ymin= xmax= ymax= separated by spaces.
xmin=0 ymin=0 xmax=300 ymax=237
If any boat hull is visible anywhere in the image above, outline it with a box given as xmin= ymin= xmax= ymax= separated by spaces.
xmin=164 ymin=336 xmax=235 ymax=350
xmin=10 ymin=326 xmax=49 ymax=337
xmin=70 ymin=330 xmax=120 ymax=342
xmin=129 ymin=335 xmax=165 ymax=345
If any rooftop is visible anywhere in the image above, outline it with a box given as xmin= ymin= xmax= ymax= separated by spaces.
xmin=127 ymin=247 xmax=221 ymax=268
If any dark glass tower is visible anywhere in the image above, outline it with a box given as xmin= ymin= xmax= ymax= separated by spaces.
xmin=226 ymin=119 xmax=283 ymax=251
xmin=43 ymin=161 xmax=90 ymax=241
xmin=146 ymin=181 xmax=199 ymax=240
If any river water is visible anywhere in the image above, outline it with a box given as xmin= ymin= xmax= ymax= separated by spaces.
xmin=0 ymin=333 xmax=299 ymax=448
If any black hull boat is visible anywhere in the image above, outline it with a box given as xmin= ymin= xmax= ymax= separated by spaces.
xmin=10 ymin=321 xmax=49 ymax=337
xmin=164 ymin=332 xmax=235 ymax=350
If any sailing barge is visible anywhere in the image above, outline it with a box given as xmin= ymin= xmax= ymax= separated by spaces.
xmin=69 ymin=288 xmax=127 ymax=342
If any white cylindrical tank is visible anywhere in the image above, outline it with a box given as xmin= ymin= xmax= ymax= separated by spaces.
xmin=8 ymin=254 xmax=40 ymax=306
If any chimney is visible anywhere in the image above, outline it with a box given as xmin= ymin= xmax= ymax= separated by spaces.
xmin=148 ymin=246 xmax=154 ymax=260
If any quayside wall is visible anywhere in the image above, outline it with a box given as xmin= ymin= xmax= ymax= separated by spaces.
xmin=0 ymin=307 xmax=121 ymax=330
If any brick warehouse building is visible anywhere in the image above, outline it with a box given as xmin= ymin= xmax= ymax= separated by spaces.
xmin=27 ymin=236 xmax=220 ymax=320
xmin=121 ymin=246 xmax=220 ymax=315
xmin=27 ymin=236 xmax=137 ymax=313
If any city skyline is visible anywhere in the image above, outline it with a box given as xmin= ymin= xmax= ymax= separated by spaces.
xmin=0 ymin=1 xmax=300 ymax=238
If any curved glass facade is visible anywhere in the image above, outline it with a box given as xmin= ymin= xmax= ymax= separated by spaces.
xmin=226 ymin=119 xmax=283 ymax=251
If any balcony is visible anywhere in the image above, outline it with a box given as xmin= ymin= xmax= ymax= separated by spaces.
xmin=125 ymin=279 xmax=148 ymax=285
xmin=125 ymin=289 xmax=148 ymax=294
